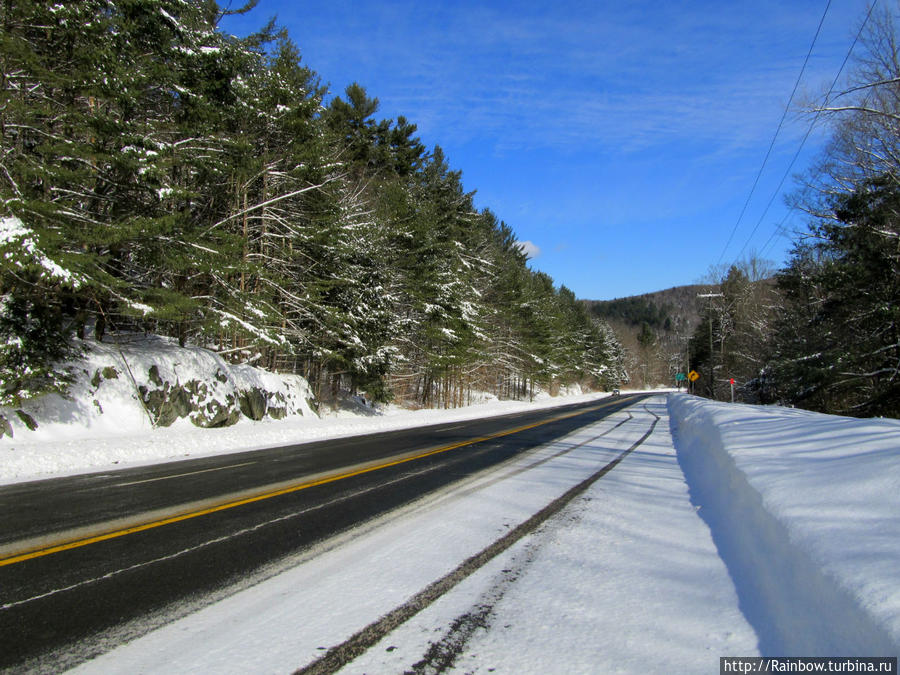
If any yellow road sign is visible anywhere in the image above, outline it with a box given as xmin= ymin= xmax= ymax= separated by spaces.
xmin=688 ymin=370 xmax=700 ymax=382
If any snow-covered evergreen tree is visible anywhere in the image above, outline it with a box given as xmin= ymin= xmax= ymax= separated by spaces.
xmin=0 ymin=0 xmax=623 ymax=406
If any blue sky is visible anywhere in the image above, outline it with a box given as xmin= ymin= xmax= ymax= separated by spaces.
xmin=221 ymin=0 xmax=871 ymax=300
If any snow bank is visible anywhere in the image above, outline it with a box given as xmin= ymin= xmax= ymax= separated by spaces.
xmin=669 ymin=393 xmax=900 ymax=656
xmin=0 ymin=334 xmax=315 ymax=443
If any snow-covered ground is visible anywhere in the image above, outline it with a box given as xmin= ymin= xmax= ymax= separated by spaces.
xmin=58 ymin=393 xmax=899 ymax=673
xmin=73 ymin=396 xmax=758 ymax=674
xmin=671 ymin=395 xmax=900 ymax=657
xmin=5 ymin=361 xmax=899 ymax=671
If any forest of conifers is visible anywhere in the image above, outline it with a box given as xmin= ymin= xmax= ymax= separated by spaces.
xmin=0 ymin=1 xmax=627 ymax=408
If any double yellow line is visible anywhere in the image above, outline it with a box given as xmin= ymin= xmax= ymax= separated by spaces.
xmin=0 ymin=402 xmax=612 ymax=568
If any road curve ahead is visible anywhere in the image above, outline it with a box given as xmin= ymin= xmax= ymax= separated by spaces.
xmin=0 ymin=394 xmax=645 ymax=671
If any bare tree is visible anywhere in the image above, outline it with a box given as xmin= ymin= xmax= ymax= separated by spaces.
xmin=797 ymin=3 xmax=900 ymax=216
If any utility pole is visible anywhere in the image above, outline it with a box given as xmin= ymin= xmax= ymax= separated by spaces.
xmin=698 ymin=292 xmax=724 ymax=398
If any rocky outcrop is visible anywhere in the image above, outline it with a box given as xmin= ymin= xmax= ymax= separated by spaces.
xmin=0 ymin=336 xmax=317 ymax=438
xmin=84 ymin=361 xmax=309 ymax=430
xmin=137 ymin=373 xmax=275 ymax=429
xmin=0 ymin=414 xmax=12 ymax=439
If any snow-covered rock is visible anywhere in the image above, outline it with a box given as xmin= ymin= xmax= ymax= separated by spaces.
xmin=0 ymin=334 xmax=316 ymax=441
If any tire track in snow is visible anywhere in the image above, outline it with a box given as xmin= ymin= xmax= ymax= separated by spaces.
xmin=405 ymin=534 xmax=543 ymax=675
xmin=297 ymin=406 xmax=660 ymax=675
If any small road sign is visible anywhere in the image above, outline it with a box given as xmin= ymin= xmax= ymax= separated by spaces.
xmin=688 ymin=370 xmax=700 ymax=382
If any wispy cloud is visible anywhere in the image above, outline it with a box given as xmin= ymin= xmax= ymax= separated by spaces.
xmin=227 ymin=0 xmax=872 ymax=299
xmin=290 ymin=1 xmax=844 ymax=158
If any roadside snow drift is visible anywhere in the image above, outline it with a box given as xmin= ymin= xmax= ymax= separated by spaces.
xmin=669 ymin=393 xmax=900 ymax=656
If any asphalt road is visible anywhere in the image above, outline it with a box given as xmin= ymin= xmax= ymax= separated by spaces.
xmin=0 ymin=394 xmax=644 ymax=672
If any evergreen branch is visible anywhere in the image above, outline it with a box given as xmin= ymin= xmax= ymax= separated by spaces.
xmin=201 ymin=177 xmax=340 ymax=236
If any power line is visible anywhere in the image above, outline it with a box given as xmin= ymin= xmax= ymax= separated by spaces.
xmin=715 ymin=0 xmax=833 ymax=267
xmin=756 ymin=0 xmax=879 ymax=261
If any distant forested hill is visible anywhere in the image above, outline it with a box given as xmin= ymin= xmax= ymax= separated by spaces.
xmin=586 ymin=285 xmax=706 ymax=336
xmin=583 ymin=285 xmax=708 ymax=388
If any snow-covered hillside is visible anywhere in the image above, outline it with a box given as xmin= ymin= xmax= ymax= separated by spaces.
xmin=0 ymin=333 xmax=317 ymax=438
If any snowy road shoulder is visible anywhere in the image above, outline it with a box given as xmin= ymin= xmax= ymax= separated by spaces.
xmin=74 ymin=395 xmax=758 ymax=674
xmin=0 ymin=382 xmax=620 ymax=485
xmin=345 ymin=396 xmax=757 ymax=674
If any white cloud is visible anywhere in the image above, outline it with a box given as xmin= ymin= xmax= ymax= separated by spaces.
xmin=516 ymin=240 xmax=541 ymax=260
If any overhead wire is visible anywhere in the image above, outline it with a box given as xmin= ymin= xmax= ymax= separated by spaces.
xmin=715 ymin=0 xmax=833 ymax=267
xmin=756 ymin=0 xmax=879 ymax=261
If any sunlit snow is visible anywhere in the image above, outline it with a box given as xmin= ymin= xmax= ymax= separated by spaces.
xmin=3 ymin=338 xmax=898 ymax=670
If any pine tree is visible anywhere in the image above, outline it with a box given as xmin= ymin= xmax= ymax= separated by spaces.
xmin=769 ymin=177 xmax=900 ymax=415
xmin=0 ymin=1 xmax=623 ymax=408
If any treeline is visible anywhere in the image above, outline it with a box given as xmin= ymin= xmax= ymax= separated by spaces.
xmin=687 ymin=5 xmax=900 ymax=417
xmin=0 ymin=0 xmax=625 ymax=407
